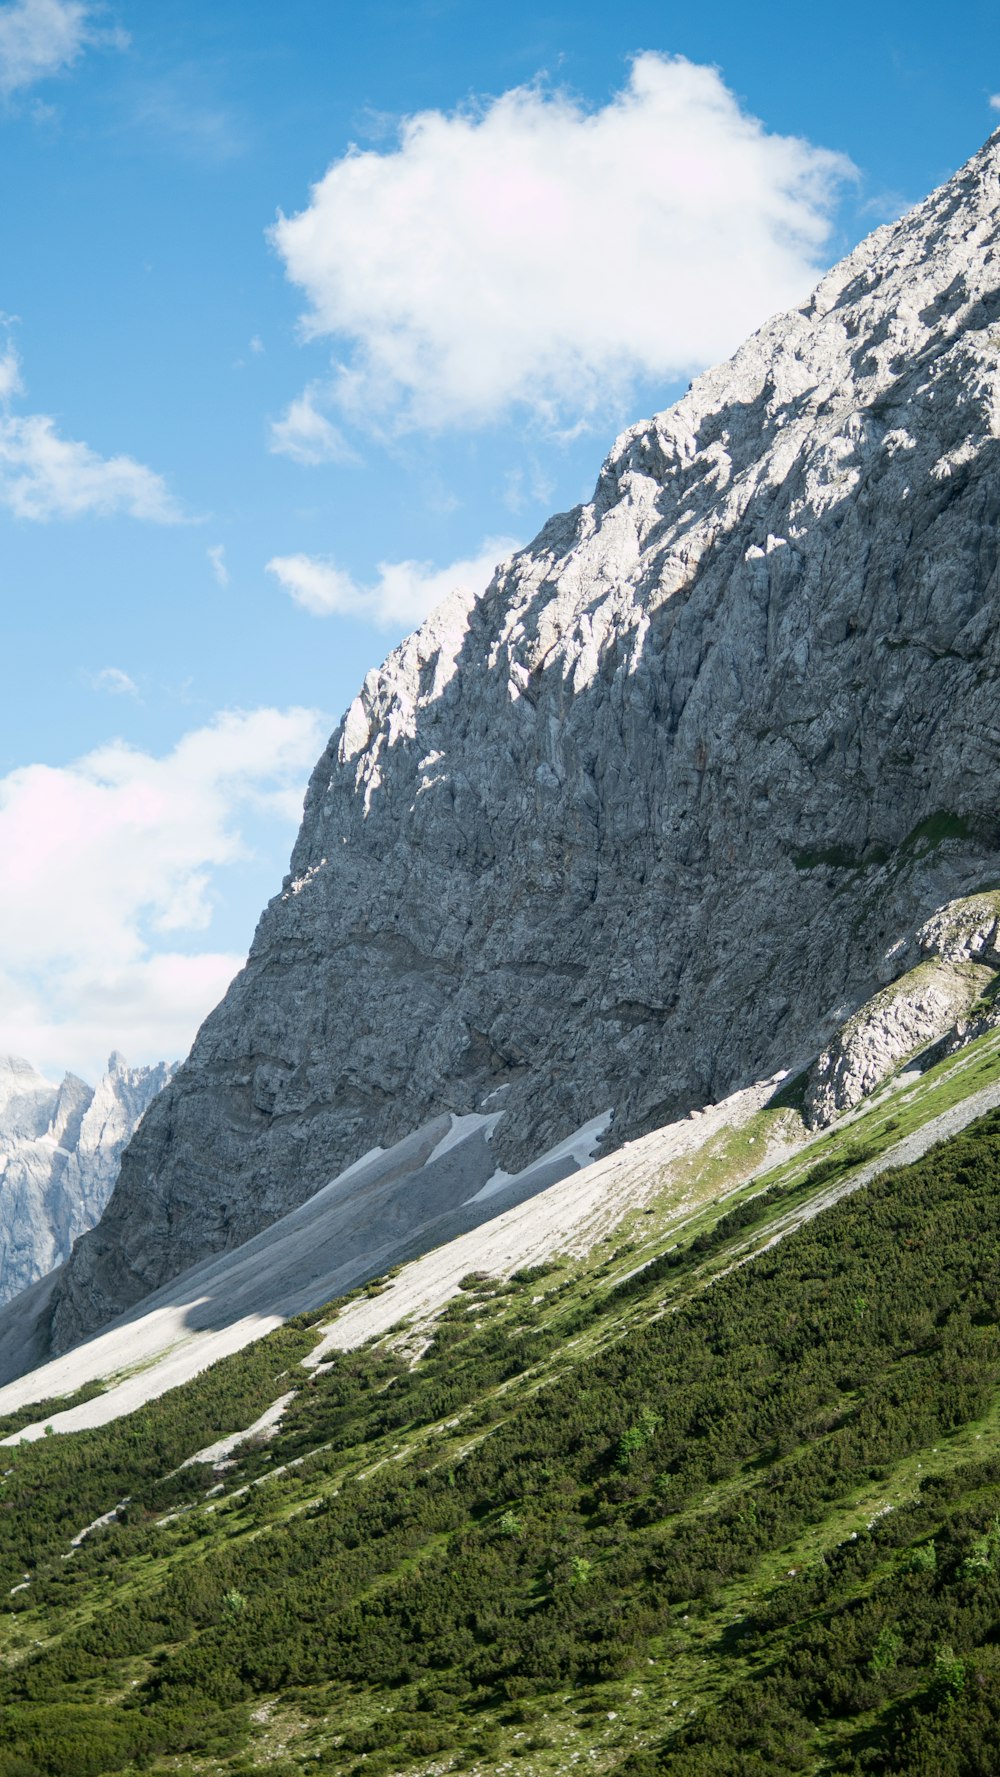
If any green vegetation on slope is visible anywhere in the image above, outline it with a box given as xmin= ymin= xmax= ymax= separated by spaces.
xmin=0 ymin=1323 xmax=316 ymax=1592
xmin=0 ymin=1378 xmax=108 ymax=1442
xmin=2 ymin=1063 xmax=1000 ymax=1773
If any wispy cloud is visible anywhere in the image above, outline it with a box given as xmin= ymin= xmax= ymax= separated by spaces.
xmin=269 ymin=385 xmax=357 ymax=466
xmin=272 ymin=52 xmax=854 ymax=433
xmin=267 ymin=536 xmax=518 ymax=630
xmin=0 ymin=343 xmax=180 ymax=521
xmin=857 ymin=189 xmax=911 ymax=225
xmin=208 ymin=543 xmax=229 ymax=586
xmin=503 ymin=458 xmax=555 ymax=515
xmin=0 ymin=341 xmax=22 ymax=399
xmin=990 ymin=94 xmax=1000 ymax=112
xmin=90 ymin=665 xmax=139 ymax=699
xmin=0 ymin=0 xmax=125 ymax=101
xmin=124 ymin=69 xmax=245 ymax=161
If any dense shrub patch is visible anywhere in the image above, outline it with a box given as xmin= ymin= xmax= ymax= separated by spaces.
xmin=2 ymin=1114 xmax=1000 ymax=1770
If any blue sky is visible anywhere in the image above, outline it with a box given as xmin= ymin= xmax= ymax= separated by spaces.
xmin=2 ymin=0 xmax=998 ymax=1080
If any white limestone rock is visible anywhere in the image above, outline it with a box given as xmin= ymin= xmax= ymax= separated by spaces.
xmin=0 ymin=1053 xmax=171 ymax=1307
xmin=917 ymin=890 xmax=1000 ymax=965
xmin=39 ymin=129 xmax=1000 ymax=1358
xmin=807 ymin=892 xmax=1000 ymax=1123
xmin=804 ymin=957 xmax=994 ymax=1128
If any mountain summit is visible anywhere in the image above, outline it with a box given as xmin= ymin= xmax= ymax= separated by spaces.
xmin=42 ymin=130 xmax=1000 ymax=1356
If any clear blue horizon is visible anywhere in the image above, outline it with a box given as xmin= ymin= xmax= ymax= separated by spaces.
xmin=3 ymin=0 xmax=998 ymax=1080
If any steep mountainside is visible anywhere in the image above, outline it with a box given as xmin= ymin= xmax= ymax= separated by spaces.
xmin=0 ymin=1054 xmax=171 ymax=1307
xmin=0 ymin=897 xmax=997 ymax=1410
xmin=46 ymin=130 xmax=1000 ymax=1356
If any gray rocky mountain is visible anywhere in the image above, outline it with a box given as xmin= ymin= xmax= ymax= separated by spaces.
xmin=37 ymin=128 xmax=1000 ymax=1358
xmin=0 ymin=1053 xmax=171 ymax=1307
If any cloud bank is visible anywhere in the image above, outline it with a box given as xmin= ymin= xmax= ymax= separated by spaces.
xmin=267 ymin=536 xmax=518 ymax=629
xmin=0 ymin=707 xmax=326 ymax=1080
xmin=272 ymin=52 xmax=854 ymax=432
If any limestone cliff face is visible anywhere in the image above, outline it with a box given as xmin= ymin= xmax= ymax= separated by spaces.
xmin=0 ymin=1054 xmax=171 ymax=1307
xmin=48 ymin=131 xmax=1000 ymax=1354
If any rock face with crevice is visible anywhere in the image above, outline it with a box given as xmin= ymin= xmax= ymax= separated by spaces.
xmin=40 ymin=130 xmax=1000 ymax=1359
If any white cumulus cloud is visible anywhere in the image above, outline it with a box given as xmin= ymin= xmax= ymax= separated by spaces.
xmin=0 ymin=0 xmax=119 ymax=99
xmin=208 ymin=542 xmax=229 ymax=586
xmin=990 ymin=94 xmax=1000 ymax=112
xmin=266 ymin=536 xmax=519 ymax=629
xmin=0 ymin=706 xmax=326 ymax=1080
xmin=0 ymin=346 xmax=180 ymax=521
xmin=271 ymin=52 xmax=854 ymax=432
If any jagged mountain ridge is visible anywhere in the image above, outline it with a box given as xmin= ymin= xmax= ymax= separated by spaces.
xmin=0 ymin=1053 xmax=171 ymax=1307
xmin=44 ymin=129 xmax=1000 ymax=1356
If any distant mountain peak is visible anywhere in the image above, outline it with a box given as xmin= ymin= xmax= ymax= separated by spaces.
xmin=0 ymin=1053 xmax=171 ymax=1308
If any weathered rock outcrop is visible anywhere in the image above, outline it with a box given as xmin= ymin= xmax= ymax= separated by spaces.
xmin=918 ymin=889 xmax=1000 ymax=966
xmin=0 ymin=1054 xmax=171 ymax=1306
xmin=44 ymin=130 xmax=1000 ymax=1356
xmin=805 ymin=893 xmax=1000 ymax=1125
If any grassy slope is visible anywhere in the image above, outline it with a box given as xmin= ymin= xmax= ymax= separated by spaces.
xmin=1 ymin=1033 xmax=1000 ymax=1776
